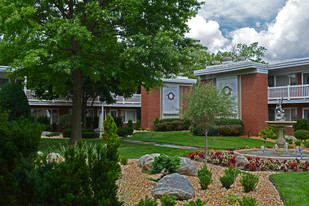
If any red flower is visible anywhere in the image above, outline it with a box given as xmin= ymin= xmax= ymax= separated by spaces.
xmin=247 ymin=156 xmax=253 ymax=161
xmin=267 ymin=158 xmax=273 ymax=162
xmin=249 ymin=162 xmax=257 ymax=171
xmin=255 ymin=156 xmax=260 ymax=161
xmin=290 ymin=162 xmax=298 ymax=169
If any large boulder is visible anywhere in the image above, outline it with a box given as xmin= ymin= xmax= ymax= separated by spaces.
xmin=235 ymin=154 xmax=249 ymax=166
xmin=138 ymin=154 xmax=160 ymax=172
xmin=177 ymin=157 xmax=198 ymax=176
xmin=152 ymin=173 xmax=195 ymax=200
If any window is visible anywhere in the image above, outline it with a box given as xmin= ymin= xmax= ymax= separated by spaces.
xmin=87 ymin=109 xmax=94 ymax=120
xmin=120 ymin=109 xmax=137 ymax=123
xmin=290 ymin=73 xmax=297 ymax=85
xmin=276 ymin=75 xmax=289 ymax=86
xmin=109 ymin=109 xmax=118 ymax=118
xmin=31 ymin=108 xmax=59 ymax=124
xmin=0 ymin=78 xmax=9 ymax=88
xmin=303 ymin=109 xmax=309 ymax=119
xmin=268 ymin=76 xmax=274 ymax=87
xmin=284 ymin=108 xmax=297 ymax=121
xmin=268 ymin=108 xmax=275 ymax=121
xmin=303 ymin=73 xmax=309 ymax=84
xmin=120 ymin=110 xmax=125 ymax=122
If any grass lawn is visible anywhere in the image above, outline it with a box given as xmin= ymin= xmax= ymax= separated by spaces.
xmin=127 ymin=131 xmax=275 ymax=150
xmin=39 ymin=138 xmax=195 ymax=159
xmin=270 ymin=171 xmax=309 ymax=206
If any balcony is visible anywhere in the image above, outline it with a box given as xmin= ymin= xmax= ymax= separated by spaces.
xmin=25 ymin=89 xmax=141 ymax=105
xmin=268 ymin=84 xmax=309 ymax=100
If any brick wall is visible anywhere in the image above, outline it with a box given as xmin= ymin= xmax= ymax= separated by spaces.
xmin=141 ymin=87 xmax=161 ymax=130
xmin=241 ymin=73 xmax=268 ymax=136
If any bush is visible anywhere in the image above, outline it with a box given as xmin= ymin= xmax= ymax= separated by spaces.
xmin=218 ymin=125 xmax=243 ymax=136
xmin=134 ymin=196 xmax=158 ymax=206
xmin=304 ymin=141 xmax=309 ymax=148
xmin=237 ymin=195 xmax=257 ymax=206
xmin=158 ymin=118 xmax=191 ymax=130
xmin=154 ymin=117 xmax=160 ymax=128
xmin=219 ymin=174 xmax=234 ymax=189
xmin=36 ymin=115 xmax=50 ymax=125
xmin=198 ymin=166 xmax=213 ymax=190
xmin=183 ymin=199 xmax=208 ymax=206
xmin=59 ymin=114 xmax=72 ymax=129
xmin=295 ymin=140 xmax=302 ymax=146
xmin=149 ymin=155 xmax=181 ymax=174
xmin=117 ymin=127 xmax=133 ymax=137
xmin=293 ymin=119 xmax=309 ymax=131
xmin=135 ymin=120 xmax=141 ymax=130
xmin=259 ymin=126 xmax=278 ymax=140
xmin=155 ymin=121 xmax=184 ymax=131
xmin=160 ymin=195 xmax=177 ymax=206
xmin=46 ymin=131 xmax=60 ymax=137
xmin=240 ymin=172 xmax=259 ymax=192
xmin=0 ymin=82 xmax=31 ymax=121
xmin=127 ymin=120 xmax=133 ymax=129
xmin=190 ymin=125 xmax=204 ymax=136
xmin=294 ymin=130 xmax=309 ymax=140
xmin=285 ymin=138 xmax=293 ymax=144
xmin=82 ymin=132 xmax=99 ymax=139
xmin=224 ymin=165 xmax=242 ymax=177
xmin=120 ymin=156 xmax=128 ymax=165
xmin=216 ymin=118 xmax=244 ymax=127
xmin=113 ymin=117 xmax=123 ymax=128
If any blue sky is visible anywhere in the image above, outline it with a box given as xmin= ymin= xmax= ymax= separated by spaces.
xmin=186 ymin=0 xmax=309 ymax=62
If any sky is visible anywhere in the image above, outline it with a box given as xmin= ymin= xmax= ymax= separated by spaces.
xmin=186 ymin=0 xmax=309 ymax=62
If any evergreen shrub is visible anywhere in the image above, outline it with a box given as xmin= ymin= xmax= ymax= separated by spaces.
xmin=0 ymin=82 xmax=30 ymax=120
xmin=198 ymin=166 xmax=213 ymax=190
xmin=259 ymin=126 xmax=278 ymax=140
xmin=217 ymin=125 xmax=243 ymax=136
xmin=135 ymin=119 xmax=141 ymax=130
xmin=59 ymin=114 xmax=72 ymax=129
xmin=134 ymin=195 xmax=158 ymax=206
xmin=294 ymin=130 xmax=309 ymax=140
xmin=237 ymin=195 xmax=257 ymax=206
xmin=160 ymin=195 xmax=177 ymax=206
xmin=240 ymin=172 xmax=259 ymax=192
xmin=113 ymin=117 xmax=123 ymax=128
xmin=149 ymin=155 xmax=181 ymax=174
xmin=293 ymin=119 xmax=309 ymax=131
xmin=219 ymin=174 xmax=234 ymax=189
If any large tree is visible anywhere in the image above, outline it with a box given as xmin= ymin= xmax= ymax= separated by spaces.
xmin=0 ymin=0 xmax=202 ymax=144
xmin=182 ymin=82 xmax=235 ymax=165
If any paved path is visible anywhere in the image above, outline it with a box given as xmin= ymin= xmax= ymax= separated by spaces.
xmin=120 ymin=139 xmax=202 ymax=150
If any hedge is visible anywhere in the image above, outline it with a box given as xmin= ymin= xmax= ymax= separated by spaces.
xmin=117 ymin=127 xmax=133 ymax=137
xmin=82 ymin=132 xmax=100 ymax=139
xmin=293 ymin=119 xmax=309 ymax=131
xmin=154 ymin=118 xmax=191 ymax=131
xmin=217 ymin=125 xmax=243 ymax=136
xmin=294 ymin=130 xmax=309 ymax=140
xmin=62 ymin=129 xmax=97 ymax=138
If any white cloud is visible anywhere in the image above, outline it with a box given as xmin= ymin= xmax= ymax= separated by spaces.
xmin=229 ymin=0 xmax=309 ymax=61
xmin=186 ymin=15 xmax=228 ymax=52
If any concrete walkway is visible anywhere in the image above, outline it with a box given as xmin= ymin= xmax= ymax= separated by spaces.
xmin=120 ymin=139 xmax=202 ymax=150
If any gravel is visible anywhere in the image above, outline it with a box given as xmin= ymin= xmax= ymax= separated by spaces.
xmin=118 ymin=159 xmax=284 ymax=206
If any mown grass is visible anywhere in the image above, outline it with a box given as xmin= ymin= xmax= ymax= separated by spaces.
xmin=39 ymin=138 xmax=195 ymax=159
xmin=270 ymin=171 xmax=309 ymax=206
xmin=127 ymin=131 xmax=275 ymax=150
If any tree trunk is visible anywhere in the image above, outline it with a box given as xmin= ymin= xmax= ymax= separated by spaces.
xmin=204 ymin=128 xmax=208 ymax=166
xmin=69 ymin=68 xmax=83 ymax=145
xmin=82 ymin=93 xmax=87 ymax=129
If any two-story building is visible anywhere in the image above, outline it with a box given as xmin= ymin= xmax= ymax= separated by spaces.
xmin=194 ymin=57 xmax=309 ymax=136
xmin=0 ymin=65 xmax=196 ymax=130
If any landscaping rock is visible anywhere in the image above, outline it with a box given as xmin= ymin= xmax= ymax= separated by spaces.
xmin=235 ymin=154 xmax=249 ymax=166
xmin=177 ymin=157 xmax=198 ymax=176
xmin=152 ymin=173 xmax=195 ymax=200
xmin=138 ymin=153 xmax=160 ymax=172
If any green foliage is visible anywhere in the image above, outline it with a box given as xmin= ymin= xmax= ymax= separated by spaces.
xmin=59 ymin=114 xmax=72 ymax=129
xmin=216 ymin=118 xmax=244 ymax=127
xmin=198 ymin=166 xmax=213 ymax=189
xmin=82 ymin=132 xmax=100 ymax=139
xmin=46 ymin=131 xmax=60 ymax=137
xmin=217 ymin=125 xmax=243 ymax=136
xmin=159 ymin=118 xmax=191 ymax=130
xmin=117 ymin=127 xmax=133 ymax=137
xmin=237 ymin=195 xmax=257 ymax=206
xmin=155 ymin=121 xmax=185 ymax=131
xmin=154 ymin=117 xmax=160 ymax=127
xmin=294 ymin=130 xmax=309 ymax=140
xmin=183 ymin=199 xmax=208 ymax=206
xmin=304 ymin=141 xmax=309 ymax=148
xmin=149 ymin=155 xmax=181 ymax=174
xmin=240 ymin=172 xmax=259 ymax=192
xmin=135 ymin=119 xmax=141 ymax=130
xmin=293 ymin=119 xmax=309 ymax=131
xmin=0 ymin=82 xmax=30 ymax=120
xmin=285 ymin=138 xmax=293 ymax=144
xmin=127 ymin=120 xmax=133 ymax=129
xmin=103 ymin=113 xmax=119 ymax=145
xmin=219 ymin=174 xmax=234 ymax=189
xmin=134 ymin=196 xmax=158 ymax=206
xmin=294 ymin=139 xmax=302 ymax=146
xmin=120 ymin=156 xmax=128 ymax=165
xmin=36 ymin=115 xmax=50 ymax=125
xmin=160 ymin=195 xmax=177 ymax=206
xmin=259 ymin=126 xmax=278 ymax=140
xmin=236 ymin=42 xmax=267 ymax=63
xmin=223 ymin=194 xmax=238 ymax=204
xmin=224 ymin=165 xmax=242 ymax=177
xmin=113 ymin=117 xmax=123 ymax=128
xmin=0 ymin=116 xmax=43 ymax=174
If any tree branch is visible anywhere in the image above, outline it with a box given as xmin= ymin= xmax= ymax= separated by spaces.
xmin=50 ymin=0 xmax=68 ymax=19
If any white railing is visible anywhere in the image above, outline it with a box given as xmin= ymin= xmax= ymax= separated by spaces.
xmin=268 ymin=84 xmax=309 ymax=100
xmin=25 ymin=89 xmax=141 ymax=105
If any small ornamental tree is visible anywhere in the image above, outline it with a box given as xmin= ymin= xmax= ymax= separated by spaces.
xmin=182 ymin=82 xmax=235 ymax=165
xmin=0 ymin=82 xmax=30 ymax=120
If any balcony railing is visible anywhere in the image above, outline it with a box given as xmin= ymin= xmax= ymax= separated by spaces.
xmin=25 ymin=89 xmax=141 ymax=105
xmin=268 ymin=84 xmax=309 ymax=100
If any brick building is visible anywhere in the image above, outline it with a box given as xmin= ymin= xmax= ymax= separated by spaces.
xmin=194 ymin=57 xmax=309 ymax=136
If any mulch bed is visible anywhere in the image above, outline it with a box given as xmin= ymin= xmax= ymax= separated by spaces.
xmin=118 ymin=159 xmax=284 ymax=206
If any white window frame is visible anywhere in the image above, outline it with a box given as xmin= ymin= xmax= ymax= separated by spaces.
xmin=124 ymin=109 xmax=137 ymax=123
xmin=109 ymin=109 xmax=118 ymax=118
xmin=268 ymin=73 xmax=298 ymax=87
xmin=302 ymin=108 xmax=309 ymax=119
xmin=283 ymin=108 xmax=298 ymax=121
xmin=302 ymin=72 xmax=309 ymax=85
